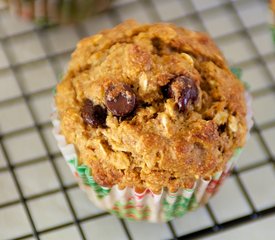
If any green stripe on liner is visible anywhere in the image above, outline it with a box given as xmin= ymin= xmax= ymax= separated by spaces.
xmin=229 ymin=147 xmax=243 ymax=165
xmin=67 ymin=157 xmax=110 ymax=198
xmin=234 ymin=147 xmax=242 ymax=157
xmin=52 ymin=86 xmax=57 ymax=95
xmin=67 ymin=158 xmax=75 ymax=165
xmin=230 ymin=67 xmax=242 ymax=79
xmin=185 ymin=188 xmax=194 ymax=192
xmin=230 ymin=66 xmax=250 ymax=90
xmin=57 ymin=72 xmax=64 ymax=82
xmin=162 ymin=195 xmax=195 ymax=221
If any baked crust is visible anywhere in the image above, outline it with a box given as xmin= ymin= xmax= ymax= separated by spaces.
xmin=55 ymin=20 xmax=247 ymax=193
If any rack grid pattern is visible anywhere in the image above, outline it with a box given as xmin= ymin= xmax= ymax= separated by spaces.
xmin=0 ymin=0 xmax=275 ymax=239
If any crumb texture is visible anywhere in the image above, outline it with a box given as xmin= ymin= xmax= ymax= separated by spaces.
xmin=55 ymin=20 xmax=247 ymax=193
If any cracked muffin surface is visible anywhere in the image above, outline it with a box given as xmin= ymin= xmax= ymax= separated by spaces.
xmin=55 ymin=20 xmax=247 ymax=193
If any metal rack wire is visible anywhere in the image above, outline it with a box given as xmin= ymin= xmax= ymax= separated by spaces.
xmin=0 ymin=0 xmax=274 ymax=239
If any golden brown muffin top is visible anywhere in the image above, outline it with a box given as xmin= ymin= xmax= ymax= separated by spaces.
xmin=55 ymin=20 xmax=247 ymax=193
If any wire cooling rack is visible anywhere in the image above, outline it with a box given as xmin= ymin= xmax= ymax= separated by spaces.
xmin=0 ymin=0 xmax=275 ymax=239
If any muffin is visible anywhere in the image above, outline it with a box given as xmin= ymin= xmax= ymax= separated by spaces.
xmin=6 ymin=0 xmax=111 ymax=26
xmin=52 ymin=20 xmax=252 ymax=222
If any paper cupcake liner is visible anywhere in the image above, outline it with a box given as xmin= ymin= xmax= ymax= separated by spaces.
xmin=52 ymin=115 xmax=241 ymax=222
xmin=51 ymin=93 xmax=252 ymax=222
xmin=51 ymin=63 xmax=252 ymax=222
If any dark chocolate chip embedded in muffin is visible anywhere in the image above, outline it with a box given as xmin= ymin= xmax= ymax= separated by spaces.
xmin=105 ymin=83 xmax=137 ymax=117
xmin=81 ymin=99 xmax=107 ymax=127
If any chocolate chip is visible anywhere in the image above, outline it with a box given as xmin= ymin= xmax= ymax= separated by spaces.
xmin=81 ymin=99 xmax=107 ymax=127
xmin=161 ymin=84 xmax=171 ymax=99
xmin=165 ymin=76 xmax=198 ymax=112
xmin=105 ymin=83 xmax=136 ymax=117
